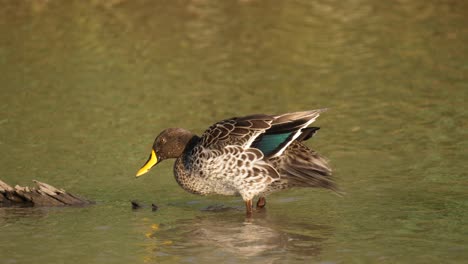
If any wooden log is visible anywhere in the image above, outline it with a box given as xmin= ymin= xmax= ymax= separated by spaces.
xmin=0 ymin=179 xmax=92 ymax=207
xmin=0 ymin=180 xmax=27 ymax=204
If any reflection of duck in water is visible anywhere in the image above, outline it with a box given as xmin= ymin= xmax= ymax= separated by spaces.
xmin=136 ymin=110 xmax=337 ymax=215
xmin=142 ymin=212 xmax=330 ymax=262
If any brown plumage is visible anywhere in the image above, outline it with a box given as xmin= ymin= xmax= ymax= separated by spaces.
xmin=136 ymin=109 xmax=336 ymax=216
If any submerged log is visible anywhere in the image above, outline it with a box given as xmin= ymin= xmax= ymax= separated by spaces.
xmin=0 ymin=179 xmax=92 ymax=207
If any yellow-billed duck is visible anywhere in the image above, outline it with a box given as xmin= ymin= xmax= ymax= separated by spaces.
xmin=136 ymin=109 xmax=336 ymax=215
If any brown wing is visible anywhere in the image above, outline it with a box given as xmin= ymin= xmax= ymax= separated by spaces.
xmin=198 ymin=114 xmax=274 ymax=149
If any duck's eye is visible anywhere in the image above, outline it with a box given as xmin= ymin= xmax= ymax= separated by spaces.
xmin=161 ymin=138 xmax=167 ymax=144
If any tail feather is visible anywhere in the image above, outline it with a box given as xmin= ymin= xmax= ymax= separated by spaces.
xmin=296 ymin=127 xmax=320 ymax=141
xmin=276 ymin=141 xmax=337 ymax=192
xmin=282 ymin=159 xmax=336 ymax=190
xmin=272 ymin=109 xmax=327 ymax=125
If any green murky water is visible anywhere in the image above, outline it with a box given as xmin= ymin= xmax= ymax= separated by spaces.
xmin=1 ymin=1 xmax=467 ymax=263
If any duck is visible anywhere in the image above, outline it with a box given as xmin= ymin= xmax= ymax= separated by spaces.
xmin=136 ymin=109 xmax=336 ymax=215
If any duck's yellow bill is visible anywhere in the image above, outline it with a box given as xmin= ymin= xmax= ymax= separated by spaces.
xmin=136 ymin=150 xmax=158 ymax=177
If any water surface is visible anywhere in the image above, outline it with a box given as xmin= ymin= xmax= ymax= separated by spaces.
xmin=1 ymin=1 xmax=467 ymax=263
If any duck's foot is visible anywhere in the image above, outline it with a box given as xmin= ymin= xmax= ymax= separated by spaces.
xmin=245 ymin=200 xmax=253 ymax=217
xmin=256 ymin=197 xmax=266 ymax=209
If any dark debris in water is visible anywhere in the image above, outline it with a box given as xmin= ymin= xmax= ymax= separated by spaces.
xmin=131 ymin=200 xmax=158 ymax=211
xmin=131 ymin=200 xmax=141 ymax=209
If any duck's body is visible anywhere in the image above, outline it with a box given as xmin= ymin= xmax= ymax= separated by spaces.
xmin=136 ymin=109 xmax=336 ymax=215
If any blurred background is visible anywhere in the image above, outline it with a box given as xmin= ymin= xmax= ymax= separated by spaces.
xmin=1 ymin=0 xmax=467 ymax=263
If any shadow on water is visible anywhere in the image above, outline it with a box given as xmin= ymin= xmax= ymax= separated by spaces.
xmin=138 ymin=207 xmax=332 ymax=263
xmin=0 ymin=207 xmax=49 ymax=226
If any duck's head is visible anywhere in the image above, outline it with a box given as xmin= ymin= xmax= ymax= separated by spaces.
xmin=136 ymin=128 xmax=195 ymax=177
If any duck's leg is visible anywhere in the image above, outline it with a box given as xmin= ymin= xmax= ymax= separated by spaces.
xmin=256 ymin=197 xmax=266 ymax=209
xmin=245 ymin=200 xmax=253 ymax=216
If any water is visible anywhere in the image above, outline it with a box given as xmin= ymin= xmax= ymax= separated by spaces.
xmin=1 ymin=1 xmax=467 ymax=263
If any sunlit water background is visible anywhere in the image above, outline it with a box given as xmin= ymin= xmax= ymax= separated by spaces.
xmin=1 ymin=1 xmax=467 ymax=263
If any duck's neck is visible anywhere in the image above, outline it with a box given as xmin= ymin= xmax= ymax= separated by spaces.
xmin=173 ymin=135 xmax=205 ymax=195
xmin=181 ymin=135 xmax=201 ymax=166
